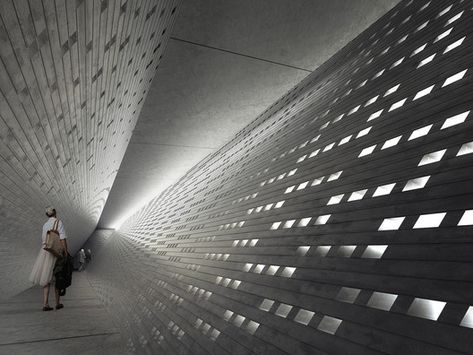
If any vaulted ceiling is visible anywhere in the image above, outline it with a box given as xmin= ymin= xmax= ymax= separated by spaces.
xmin=0 ymin=0 xmax=398 ymax=299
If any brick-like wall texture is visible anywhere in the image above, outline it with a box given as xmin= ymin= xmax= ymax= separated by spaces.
xmin=0 ymin=0 xmax=179 ymax=299
xmin=84 ymin=0 xmax=473 ymax=353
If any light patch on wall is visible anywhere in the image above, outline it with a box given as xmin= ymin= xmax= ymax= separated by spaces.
xmin=413 ymin=212 xmax=446 ymax=228
xmin=384 ymin=84 xmax=400 ymax=96
xmin=359 ymin=145 xmax=377 ymax=157
xmin=442 ymin=69 xmax=467 ymax=87
xmin=389 ymin=98 xmax=407 ymax=111
xmin=458 ymin=210 xmax=473 ymax=226
xmin=403 ymin=176 xmax=430 ymax=191
xmin=327 ymin=194 xmax=344 ymax=205
xmin=368 ymin=109 xmax=383 ymax=121
xmin=362 ymin=245 xmax=388 ymax=258
xmin=417 ymin=53 xmax=436 ymax=68
xmin=382 ymin=135 xmax=402 ymax=149
xmin=457 ymin=142 xmax=473 ymax=156
xmin=434 ymin=27 xmax=452 ymax=43
xmin=443 ymin=36 xmax=466 ymax=53
xmin=418 ymin=149 xmax=447 ymax=166
xmin=348 ymin=189 xmax=368 ymax=201
xmin=379 ymin=217 xmax=405 ymax=231
xmin=460 ymin=306 xmax=473 ymax=328
xmin=441 ymin=111 xmax=469 ymax=129
xmin=317 ymin=316 xmax=342 ymax=335
xmin=367 ymin=292 xmax=398 ymax=311
xmin=294 ymin=309 xmax=315 ymax=325
xmin=408 ymin=124 xmax=432 ymax=140
xmin=314 ymin=215 xmax=331 ymax=225
xmin=413 ymin=85 xmax=434 ymax=100
xmin=373 ymin=183 xmax=396 ymax=197
xmin=407 ymin=298 xmax=446 ymax=321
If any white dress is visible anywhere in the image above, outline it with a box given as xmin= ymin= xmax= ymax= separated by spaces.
xmin=29 ymin=218 xmax=67 ymax=287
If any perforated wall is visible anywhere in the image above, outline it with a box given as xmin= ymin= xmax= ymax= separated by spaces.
xmin=85 ymin=0 xmax=473 ymax=353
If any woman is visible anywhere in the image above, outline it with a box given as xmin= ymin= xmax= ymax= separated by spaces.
xmin=29 ymin=207 xmax=69 ymax=311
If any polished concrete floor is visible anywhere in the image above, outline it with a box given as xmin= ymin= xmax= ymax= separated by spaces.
xmin=0 ymin=271 xmax=127 ymax=354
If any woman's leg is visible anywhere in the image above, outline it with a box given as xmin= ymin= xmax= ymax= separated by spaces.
xmin=55 ymin=288 xmax=61 ymax=306
xmin=43 ymin=283 xmax=50 ymax=306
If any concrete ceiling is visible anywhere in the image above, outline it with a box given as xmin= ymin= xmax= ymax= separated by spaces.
xmin=99 ymin=0 xmax=400 ymax=229
xmin=0 ymin=0 xmax=178 ymax=299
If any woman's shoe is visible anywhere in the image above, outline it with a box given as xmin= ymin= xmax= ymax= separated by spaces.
xmin=43 ymin=305 xmax=53 ymax=311
xmin=55 ymin=303 xmax=64 ymax=310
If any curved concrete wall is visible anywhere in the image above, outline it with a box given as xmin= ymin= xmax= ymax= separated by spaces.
xmin=0 ymin=0 xmax=179 ymax=299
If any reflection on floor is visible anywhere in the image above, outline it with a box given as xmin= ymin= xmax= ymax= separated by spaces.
xmin=0 ymin=271 xmax=126 ymax=355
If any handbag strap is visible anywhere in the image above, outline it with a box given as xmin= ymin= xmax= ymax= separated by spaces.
xmin=52 ymin=218 xmax=59 ymax=233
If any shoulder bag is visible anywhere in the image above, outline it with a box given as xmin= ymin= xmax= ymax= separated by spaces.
xmin=44 ymin=219 xmax=64 ymax=258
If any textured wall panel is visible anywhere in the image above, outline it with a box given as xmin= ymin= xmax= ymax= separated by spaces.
xmin=85 ymin=0 xmax=473 ymax=353
xmin=0 ymin=0 xmax=179 ymax=299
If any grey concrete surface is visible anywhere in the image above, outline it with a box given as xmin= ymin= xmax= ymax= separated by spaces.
xmin=98 ymin=0 xmax=400 ymax=229
xmin=0 ymin=0 xmax=179 ymax=300
xmin=0 ymin=272 xmax=127 ymax=355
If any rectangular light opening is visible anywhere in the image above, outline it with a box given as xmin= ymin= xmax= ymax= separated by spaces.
xmin=458 ymin=210 xmax=473 ymax=226
xmin=327 ymin=194 xmax=344 ymax=205
xmin=338 ymin=135 xmax=352 ymax=146
xmin=441 ymin=111 xmax=469 ymax=129
xmin=281 ymin=267 xmax=296 ymax=278
xmin=314 ymin=214 xmax=331 ymax=225
xmin=294 ymin=309 xmax=315 ymax=325
xmin=410 ymin=43 xmax=427 ymax=56
xmin=407 ymin=298 xmax=446 ymax=320
xmin=409 ymin=124 xmax=432 ymax=140
xmin=348 ymin=189 xmax=367 ymax=201
xmin=417 ymin=53 xmax=436 ymax=68
xmin=442 ymin=69 xmax=467 ymax=87
xmin=378 ymin=217 xmax=405 ymax=231
xmin=283 ymin=220 xmax=296 ymax=229
xmin=457 ymin=142 xmax=473 ymax=156
xmin=367 ymin=292 xmax=398 ymax=311
xmin=275 ymin=303 xmax=293 ymax=318
xmin=359 ymin=145 xmax=377 ymax=157
xmin=297 ymin=181 xmax=309 ymax=190
xmin=389 ymin=98 xmax=407 ymax=112
xmin=373 ymin=183 xmax=396 ymax=197
xmin=314 ymin=245 xmax=331 ymax=257
xmin=259 ymin=299 xmax=275 ymax=311
xmin=365 ymin=95 xmax=379 ymax=106
xmin=418 ymin=149 xmax=447 ymax=166
xmin=362 ymin=245 xmax=388 ymax=259
xmin=327 ymin=171 xmax=342 ymax=181
xmin=381 ymin=135 xmax=402 ymax=149
xmin=413 ymin=85 xmax=434 ymax=100
xmin=413 ymin=212 xmax=446 ymax=228
xmin=368 ymin=110 xmax=383 ymax=121
xmin=336 ymin=287 xmax=361 ymax=304
xmin=434 ymin=27 xmax=452 ymax=43
xmin=317 ymin=316 xmax=342 ymax=335
xmin=444 ymin=36 xmax=466 ymax=53
xmin=298 ymin=217 xmax=312 ymax=227
xmin=297 ymin=246 xmax=310 ymax=256
xmin=384 ymin=84 xmax=400 ymax=96
xmin=403 ymin=176 xmax=430 ymax=191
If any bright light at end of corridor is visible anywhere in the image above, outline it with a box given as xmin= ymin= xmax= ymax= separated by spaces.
xmin=110 ymin=196 xmax=157 ymax=230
